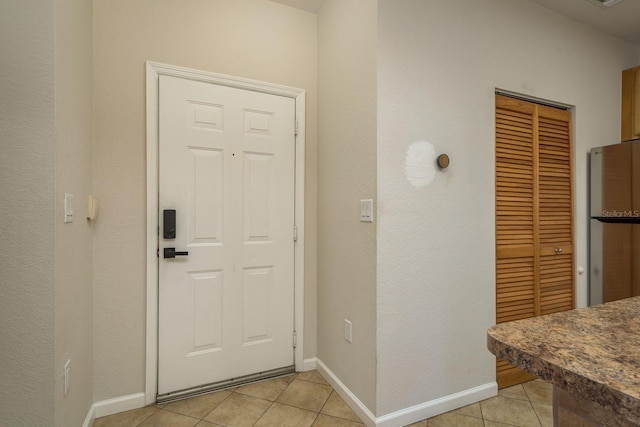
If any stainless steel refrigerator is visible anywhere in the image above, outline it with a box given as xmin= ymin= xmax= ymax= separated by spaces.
xmin=589 ymin=141 xmax=640 ymax=305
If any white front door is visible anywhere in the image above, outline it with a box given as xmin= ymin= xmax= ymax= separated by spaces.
xmin=157 ymin=75 xmax=296 ymax=396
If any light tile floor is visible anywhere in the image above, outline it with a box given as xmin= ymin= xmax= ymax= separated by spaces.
xmin=94 ymin=372 xmax=553 ymax=427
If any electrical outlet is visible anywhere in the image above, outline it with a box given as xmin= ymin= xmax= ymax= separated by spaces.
xmin=64 ymin=360 xmax=70 ymax=396
xmin=344 ymin=319 xmax=352 ymax=343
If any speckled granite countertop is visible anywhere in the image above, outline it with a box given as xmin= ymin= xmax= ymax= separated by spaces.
xmin=487 ymin=297 xmax=640 ymax=424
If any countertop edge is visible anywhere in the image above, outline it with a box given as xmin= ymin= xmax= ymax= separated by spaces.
xmin=487 ymin=328 xmax=640 ymax=424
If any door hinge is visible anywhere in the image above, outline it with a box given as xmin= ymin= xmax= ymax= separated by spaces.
xmin=293 ymin=226 xmax=298 ymax=242
xmin=293 ymin=331 xmax=297 ymax=349
xmin=294 ymin=120 xmax=298 ymax=136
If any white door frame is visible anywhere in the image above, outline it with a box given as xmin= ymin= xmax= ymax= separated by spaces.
xmin=145 ymin=61 xmax=305 ymax=404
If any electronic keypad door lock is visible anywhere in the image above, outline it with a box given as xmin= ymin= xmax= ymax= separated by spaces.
xmin=162 ymin=209 xmax=188 ymax=258
xmin=163 ymin=209 xmax=176 ymax=239
xmin=163 ymin=248 xmax=189 ymax=259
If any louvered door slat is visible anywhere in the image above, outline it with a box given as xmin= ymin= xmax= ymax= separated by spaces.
xmin=495 ymin=95 xmax=574 ymax=389
xmin=538 ymin=109 xmax=573 ymax=317
xmin=538 ymin=114 xmax=571 ymax=242
xmin=495 ymin=95 xmax=537 ymax=388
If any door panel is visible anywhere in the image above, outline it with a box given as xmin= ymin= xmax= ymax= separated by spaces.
xmin=495 ymin=96 xmax=538 ymax=388
xmin=538 ymin=108 xmax=573 ymax=316
xmin=495 ymin=95 xmax=574 ymax=389
xmin=158 ymin=75 xmax=295 ymax=396
xmin=191 ymin=149 xmax=223 ymax=242
xmin=495 ymin=98 xmax=536 ymax=324
xmin=601 ymin=143 xmax=632 ymax=214
xmin=591 ymin=222 xmax=640 ymax=305
xmin=192 ymin=271 xmax=223 ymax=351
xmin=602 ymin=223 xmax=633 ymax=303
xmin=539 ymin=254 xmax=573 ymax=315
xmin=243 ymin=266 xmax=274 ymax=345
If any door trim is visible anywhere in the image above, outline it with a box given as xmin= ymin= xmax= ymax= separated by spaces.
xmin=145 ymin=61 xmax=306 ymax=405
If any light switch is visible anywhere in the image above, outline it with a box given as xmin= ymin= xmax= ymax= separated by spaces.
xmin=64 ymin=193 xmax=74 ymax=223
xmin=360 ymin=199 xmax=373 ymax=222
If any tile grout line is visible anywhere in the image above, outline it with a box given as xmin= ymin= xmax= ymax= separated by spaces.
xmin=248 ymin=373 xmax=323 ymax=427
xmin=134 ymin=407 xmax=158 ymax=427
xmin=197 ymin=387 xmax=235 ymax=423
xmin=522 ymin=383 xmax=545 ymax=427
xmin=317 ymin=390 xmax=333 ymax=416
xmin=235 ymin=384 xmax=282 ymax=427
xmin=529 ymin=400 xmax=544 ymax=427
xmin=251 ymin=399 xmax=277 ymax=427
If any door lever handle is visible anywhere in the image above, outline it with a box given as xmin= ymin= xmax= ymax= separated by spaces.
xmin=164 ymin=248 xmax=189 ymax=259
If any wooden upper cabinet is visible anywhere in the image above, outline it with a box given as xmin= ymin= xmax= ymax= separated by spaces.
xmin=622 ymin=65 xmax=640 ymax=142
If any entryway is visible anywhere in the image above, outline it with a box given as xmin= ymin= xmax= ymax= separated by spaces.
xmin=145 ymin=62 xmax=306 ymax=404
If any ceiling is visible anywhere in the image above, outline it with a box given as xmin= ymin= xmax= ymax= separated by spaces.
xmin=269 ymin=0 xmax=640 ymax=45
xmin=529 ymin=0 xmax=640 ymax=44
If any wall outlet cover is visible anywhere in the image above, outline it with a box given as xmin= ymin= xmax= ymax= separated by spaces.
xmin=344 ymin=319 xmax=352 ymax=343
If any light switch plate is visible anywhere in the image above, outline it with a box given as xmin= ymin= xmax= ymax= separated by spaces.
xmin=64 ymin=359 xmax=70 ymax=396
xmin=360 ymin=199 xmax=373 ymax=222
xmin=344 ymin=319 xmax=352 ymax=343
xmin=64 ymin=194 xmax=74 ymax=223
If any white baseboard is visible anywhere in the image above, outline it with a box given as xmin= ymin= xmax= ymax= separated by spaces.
xmin=83 ymin=365 xmax=497 ymax=427
xmin=86 ymin=359 xmax=318 ymax=424
xmin=302 ymin=357 xmax=317 ymax=371
xmin=92 ymin=392 xmax=147 ymax=419
xmin=374 ymin=382 xmax=497 ymax=427
xmin=315 ymin=358 xmax=497 ymax=427
xmin=82 ymin=404 xmax=96 ymax=427
xmin=315 ymin=358 xmax=377 ymax=427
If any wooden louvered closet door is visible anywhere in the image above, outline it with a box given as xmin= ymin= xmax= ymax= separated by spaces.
xmin=495 ymin=95 xmax=574 ymax=389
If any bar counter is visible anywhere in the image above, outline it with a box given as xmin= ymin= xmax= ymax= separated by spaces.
xmin=487 ymin=297 xmax=640 ymax=426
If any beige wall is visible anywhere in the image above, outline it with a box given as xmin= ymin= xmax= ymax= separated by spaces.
xmin=376 ymin=0 xmax=640 ymax=416
xmin=1 ymin=1 xmax=94 ymax=424
xmin=54 ymin=0 xmax=94 ymax=424
xmin=92 ymin=0 xmax=318 ymax=400
xmin=3 ymin=1 xmax=639 ymax=422
xmin=0 ymin=0 xmax=57 ymax=424
xmin=317 ymin=0 xmax=378 ymax=413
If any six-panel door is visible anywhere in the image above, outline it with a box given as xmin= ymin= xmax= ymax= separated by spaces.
xmin=158 ymin=75 xmax=296 ymax=395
